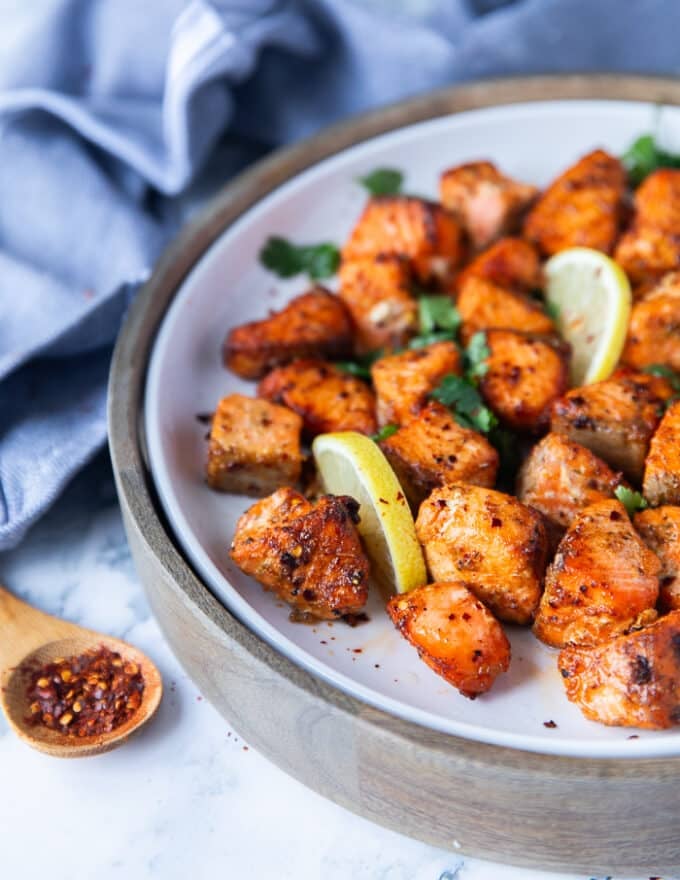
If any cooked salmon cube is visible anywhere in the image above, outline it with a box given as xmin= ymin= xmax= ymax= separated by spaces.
xmin=479 ymin=330 xmax=569 ymax=433
xmin=533 ymin=499 xmax=660 ymax=648
xmin=622 ymin=272 xmax=680 ymax=371
xmin=416 ymin=484 xmax=549 ymax=624
xmin=371 ymin=341 xmax=461 ymax=427
xmin=379 ymin=401 xmax=499 ymax=509
xmin=558 ymin=610 xmax=680 ymax=729
xmin=550 ymin=368 xmax=674 ymax=483
xmin=643 ymin=400 xmax=680 ymax=506
xmin=454 ymin=237 xmax=541 ymax=293
xmin=258 ymin=360 xmax=377 ymax=438
xmin=517 ymin=433 xmax=626 ymax=537
xmin=338 ymin=255 xmax=417 ymax=354
xmin=614 ymin=169 xmax=680 ymax=286
xmin=524 ymin=149 xmax=626 ymax=256
xmin=230 ymin=487 xmax=369 ymax=619
xmin=457 ymin=276 xmax=555 ymax=340
xmin=224 ymin=287 xmax=353 ymax=379
xmin=206 ymin=395 xmax=303 ymax=496
xmin=635 ymin=506 xmax=680 ymax=612
xmin=342 ymin=196 xmax=464 ymax=285
xmin=439 ymin=162 xmax=538 ymax=251
xmin=387 ymin=581 xmax=511 ymax=698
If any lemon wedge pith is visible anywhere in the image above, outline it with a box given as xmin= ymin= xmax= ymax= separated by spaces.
xmin=312 ymin=432 xmax=427 ymax=596
xmin=544 ymin=247 xmax=631 ymax=386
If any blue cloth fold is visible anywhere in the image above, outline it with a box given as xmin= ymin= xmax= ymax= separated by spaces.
xmin=1 ymin=0 xmax=680 ymax=548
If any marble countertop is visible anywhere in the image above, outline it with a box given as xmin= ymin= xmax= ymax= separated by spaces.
xmin=0 ymin=452 xmax=648 ymax=880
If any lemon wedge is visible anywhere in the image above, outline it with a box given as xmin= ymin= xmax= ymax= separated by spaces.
xmin=544 ymin=247 xmax=632 ymax=385
xmin=312 ymin=432 xmax=427 ymax=596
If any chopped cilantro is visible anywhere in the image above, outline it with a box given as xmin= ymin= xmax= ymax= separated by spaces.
xmin=418 ymin=295 xmax=461 ymax=335
xmin=357 ymin=168 xmax=404 ymax=197
xmin=372 ymin=424 xmax=399 ymax=443
xmin=335 ymin=349 xmax=383 ymax=381
xmin=464 ymin=331 xmax=490 ymax=382
xmin=543 ymin=300 xmax=561 ymax=321
xmin=615 ymin=485 xmax=648 ymax=516
xmin=642 ymin=363 xmax=680 ymax=393
xmin=260 ymin=237 xmax=340 ymax=280
xmin=430 ymin=374 xmax=498 ymax=433
xmin=408 ymin=330 xmax=457 ymax=349
xmin=622 ymin=133 xmax=680 ymax=186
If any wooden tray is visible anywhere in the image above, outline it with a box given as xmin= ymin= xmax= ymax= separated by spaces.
xmin=108 ymin=75 xmax=680 ymax=874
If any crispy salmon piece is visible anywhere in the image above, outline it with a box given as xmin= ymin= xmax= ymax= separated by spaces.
xmin=416 ymin=484 xmax=549 ymax=625
xmin=338 ymin=254 xmax=417 ymax=354
xmin=622 ymin=272 xmax=680 ymax=371
xmin=550 ymin=368 xmax=674 ymax=483
xmin=455 ymin=237 xmax=541 ymax=293
xmin=533 ymin=499 xmax=660 ymax=648
xmin=371 ymin=341 xmax=461 ymax=427
xmin=387 ymin=581 xmax=511 ymax=698
xmin=517 ymin=433 xmax=626 ymax=537
xmin=635 ymin=506 xmax=680 ymax=612
xmin=224 ymin=287 xmax=353 ymax=379
xmin=614 ymin=170 xmax=680 ymax=286
xmin=379 ymin=401 xmax=499 ymax=509
xmin=524 ymin=149 xmax=626 ymax=256
xmin=558 ymin=610 xmax=680 ymax=729
xmin=643 ymin=400 xmax=680 ymax=506
xmin=457 ymin=276 xmax=555 ymax=340
xmin=230 ymin=488 xmax=369 ymax=620
xmin=479 ymin=330 xmax=569 ymax=433
xmin=342 ymin=196 xmax=464 ymax=285
xmin=206 ymin=395 xmax=303 ymax=496
xmin=439 ymin=162 xmax=538 ymax=251
xmin=258 ymin=360 xmax=377 ymax=438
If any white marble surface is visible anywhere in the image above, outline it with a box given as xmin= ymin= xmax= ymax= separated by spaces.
xmin=0 ymin=452 xmax=653 ymax=880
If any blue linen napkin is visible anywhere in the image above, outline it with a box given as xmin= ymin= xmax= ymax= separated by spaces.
xmin=1 ymin=0 xmax=679 ymax=549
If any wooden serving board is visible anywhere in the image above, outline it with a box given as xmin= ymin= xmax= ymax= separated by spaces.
xmin=108 ymin=75 xmax=680 ymax=874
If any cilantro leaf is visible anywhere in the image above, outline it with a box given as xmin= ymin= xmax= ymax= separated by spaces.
xmin=622 ymin=134 xmax=680 ymax=186
xmin=408 ymin=330 xmax=457 ymax=349
xmin=358 ymin=168 xmax=404 ymax=197
xmin=335 ymin=349 xmax=383 ymax=381
xmin=464 ymin=331 xmax=490 ymax=382
xmin=642 ymin=363 xmax=680 ymax=393
xmin=430 ymin=374 xmax=498 ymax=433
xmin=418 ymin=295 xmax=461 ymax=335
xmin=260 ymin=237 xmax=340 ymax=280
xmin=614 ymin=485 xmax=648 ymax=516
xmin=543 ymin=300 xmax=561 ymax=321
xmin=372 ymin=424 xmax=399 ymax=443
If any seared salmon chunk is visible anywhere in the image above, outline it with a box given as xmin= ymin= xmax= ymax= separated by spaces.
xmin=479 ymin=330 xmax=569 ymax=433
xmin=206 ymin=395 xmax=303 ymax=496
xmin=342 ymin=196 xmax=464 ymax=285
xmin=371 ymin=341 xmax=461 ymax=427
xmin=454 ymin=236 xmax=541 ymax=293
xmin=622 ymin=272 xmax=680 ymax=371
xmin=379 ymin=401 xmax=499 ymax=509
xmin=550 ymin=368 xmax=674 ymax=483
xmin=416 ymin=484 xmax=549 ymax=625
xmin=440 ymin=162 xmax=538 ymax=251
xmin=643 ymin=400 xmax=680 ymax=506
xmin=635 ymin=506 xmax=680 ymax=612
xmin=533 ymin=499 xmax=660 ymax=648
xmin=338 ymin=254 xmax=417 ymax=354
xmin=558 ymin=610 xmax=680 ymax=729
xmin=457 ymin=276 xmax=555 ymax=340
xmin=387 ymin=581 xmax=511 ymax=698
xmin=258 ymin=360 xmax=377 ymax=438
xmin=230 ymin=488 xmax=369 ymax=619
xmin=224 ymin=287 xmax=353 ymax=379
xmin=524 ymin=149 xmax=626 ymax=256
xmin=517 ymin=432 xmax=626 ymax=535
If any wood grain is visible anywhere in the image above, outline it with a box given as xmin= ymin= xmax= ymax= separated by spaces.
xmin=109 ymin=75 xmax=680 ymax=873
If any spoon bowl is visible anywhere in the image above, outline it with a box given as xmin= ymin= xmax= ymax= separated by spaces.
xmin=0 ymin=587 xmax=163 ymax=758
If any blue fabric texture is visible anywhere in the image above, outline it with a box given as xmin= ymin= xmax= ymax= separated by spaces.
xmin=1 ymin=0 xmax=679 ymax=549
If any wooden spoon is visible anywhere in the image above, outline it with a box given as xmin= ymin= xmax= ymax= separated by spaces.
xmin=0 ymin=585 xmax=163 ymax=758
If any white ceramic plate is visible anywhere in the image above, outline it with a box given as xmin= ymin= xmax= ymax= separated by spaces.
xmin=145 ymin=99 xmax=680 ymax=758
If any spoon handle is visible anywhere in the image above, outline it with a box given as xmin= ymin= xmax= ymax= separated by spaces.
xmin=0 ymin=586 xmax=78 ymax=671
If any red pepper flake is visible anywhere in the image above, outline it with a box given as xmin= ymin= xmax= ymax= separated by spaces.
xmin=24 ymin=646 xmax=144 ymax=738
xmin=543 ymin=720 xmax=557 ymax=729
